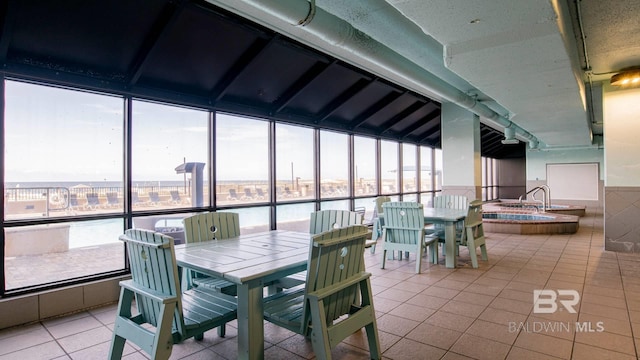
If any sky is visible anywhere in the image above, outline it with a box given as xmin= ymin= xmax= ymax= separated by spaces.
xmin=4 ymin=79 xmax=441 ymax=184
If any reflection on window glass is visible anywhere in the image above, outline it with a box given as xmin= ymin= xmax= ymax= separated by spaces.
xmin=134 ymin=214 xmax=188 ymax=244
xmin=216 ymin=113 xmax=268 ymax=205
xmin=420 ymin=146 xmax=434 ymax=191
xmin=380 ymin=140 xmax=398 ymax=194
xmin=320 ymin=200 xmax=349 ymax=211
xmin=320 ymin=131 xmax=348 ymax=198
xmin=277 ymin=124 xmax=314 ymax=201
xmin=403 ymin=194 xmax=418 ymax=202
xmin=435 ymin=149 xmax=443 ymax=190
xmin=277 ymin=203 xmax=315 ymax=232
xmin=222 ymin=207 xmax=270 ymax=234
xmin=5 ymin=219 xmax=125 ymax=290
xmin=354 ymin=136 xmax=377 ymax=197
xmin=4 ymin=81 xmax=123 ymax=219
xmin=132 ymin=100 xmax=208 ymax=210
xmin=421 ymin=193 xmax=434 ymax=208
xmin=354 ymin=197 xmax=376 ymax=222
xmin=402 ymin=144 xmax=417 ymax=193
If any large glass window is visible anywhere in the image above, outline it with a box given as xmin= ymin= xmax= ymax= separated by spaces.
xmin=4 ymin=81 xmax=124 ymax=218
xmin=4 ymin=81 xmax=126 ymax=290
xmin=402 ymin=143 xmax=417 ymax=193
xmin=216 ymin=114 xmax=269 ymax=205
xmin=276 ymin=124 xmax=314 ymax=201
xmin=420 ymin=146 xmax=434 ymax=192
xmin=380 ymin=140 xmax=398 ymax=194
xmin=277 ymin=203 xmax=315 ymax=232
xmin=132 ymin=100 xmax=209 ymax=210
xmin=435 ymin=148 xmax=443 ymax=191
xmin=354 ymin=136 xmax=377 ymax=197
xmin=320 ymin=131 xmax=348 ymax=198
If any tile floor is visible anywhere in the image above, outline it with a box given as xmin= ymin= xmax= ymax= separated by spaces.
xmin=2 ymin=205 xmax=640 ymax=359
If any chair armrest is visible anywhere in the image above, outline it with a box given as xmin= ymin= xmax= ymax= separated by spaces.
xmin=305 ymin=272 xmax=370 ymax=301
xmin=120 ymin=280 xmax=178 ymax=304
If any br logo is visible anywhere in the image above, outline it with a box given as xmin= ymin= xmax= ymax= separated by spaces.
xmin=533 ymin=290 xmax=580 ymax=314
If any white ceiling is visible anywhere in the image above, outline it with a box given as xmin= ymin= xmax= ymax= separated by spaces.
xmin=209 ymin=0 xmax=640 ymax=150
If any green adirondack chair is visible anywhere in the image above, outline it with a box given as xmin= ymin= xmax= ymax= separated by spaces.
xmin=182 ymin=212 xmax=240 ymax=295
xmin=461 ymin=200 xmax=488 ymax=268
xmin=429 ymin=195 xmax=469 ymax=256
xmin=309 ymin=209 xmax=364 ymax=234
xmin=109 ymin=229 xmax=237 ymax=360
xmin=381 ymin=202 xmax=438 ymax=273
xmin=278 ymin=210 xmax=365 ymax=290
xmin=263 ymin=225 xmax=381 ymax=360
xmin=369 ymin=196 xmax=391 ymax=254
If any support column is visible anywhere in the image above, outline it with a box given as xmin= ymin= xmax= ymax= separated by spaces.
xmin=603 ymin=86 xmax=640 ymax=253
xmin=440 ymin=102 xmax=482 ymax=200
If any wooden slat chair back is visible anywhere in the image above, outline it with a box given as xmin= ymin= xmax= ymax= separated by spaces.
xmin=309 ymin=209 xmax=363 ymax=234
xmin=263 ymin=225 xmax=381 ymax=359
xmin=381 ymin=202 xmax=437 ymax=273
xmin=433 ymin=194 xmax=469 ymax=210
xmin=109 ymin=229 xmax=237 ymax=360
xmin=460 ymin=200 xmax=488 ymax=268
xmin=278 ymin=209 xmax=364 ymax=290
xmin=369 ymin=196 xmax=391 ymax=254
xmin=182 ymin=212 xmax=240 ymax=294
xmin=430 ymin=195 xmax=469 ymax=254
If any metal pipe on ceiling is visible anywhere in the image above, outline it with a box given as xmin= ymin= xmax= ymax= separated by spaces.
xmin=206 ymin=0 xmax=539 ymax=146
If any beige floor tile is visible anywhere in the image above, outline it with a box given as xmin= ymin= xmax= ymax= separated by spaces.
xmin=577 ymin=312 xmax=631 ymax=337
xmin=571 ymin=342 xmax=636 ymax=360
xmin=420 ymin=286 xmax=460 ymax=300
xmin=452 ymin=291 xmax=496 ymax=307
xmin=450 ymin=333 xmax=511 ymax=360
xmin=574 ymin=330 xmax=636 ymax=355
xmin=478 ymin=307 xmax=528 ymax=326
xmin=405 ymin=323 xmax=462 ymax=350
xmin=405 ymin=293 xmax=449 ymax=310
xmin=388 ymin=303 xmax=436 ymax=322
xmin=433 ymin=278 xmax=471 ymax=291
xmin=465 ymin=319 xmax=518 ymax=345
xmin=383 ymin=338 xmax=446 ymax=360
xmin=506 ymin=346 xmax=563 ymax=360
xmin=425 ymin=311 xmax=476 ymax=333
xmin=375 ymin=287 xmax=417 ymax=302
xmin=439 ymin=300 xmax=486 ymax=319
xmin=489 ymin=297 xmax=533 ymax=315
xmin=375 ymin=314 xmax=420 ymax=337
xmin=514 ymin=332 xmax=573 ymax=359
xmin=579 ymin=302 xmax=630 ymax=321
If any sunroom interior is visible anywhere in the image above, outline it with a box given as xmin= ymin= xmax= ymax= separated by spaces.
xmin=1 ymin=0 xmax=640 ymax=359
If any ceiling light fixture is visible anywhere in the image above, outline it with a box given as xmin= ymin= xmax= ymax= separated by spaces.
xmin=501 ymin=125 xmax=519 ymax=144
xmin=610 ymin=67 xmax=640 ymax=86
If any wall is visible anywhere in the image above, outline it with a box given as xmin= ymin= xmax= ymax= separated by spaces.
xmin=603 ymin=85 xmax=640 ymax=253
xmin=525 ymin=147 xmax=604 ymax=207
xmin=497 ymin=157 xmax=526 ymax=199
xmin=0 ymin=277 xmax=126 ymax=330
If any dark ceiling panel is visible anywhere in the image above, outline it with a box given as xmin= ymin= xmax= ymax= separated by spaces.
xmin=0 ymin=0 xmax=523 ymax=159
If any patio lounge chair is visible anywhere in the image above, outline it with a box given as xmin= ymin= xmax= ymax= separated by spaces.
xmin=169 ymin=190 xmax=183 ymax=205
xmin=255 ymin=188 xmax=266 ymax=200
xmin=131 ymin=192 xmax=144 ymax=207
xmin=85 ymin=193 xmax=100 ymax=210
xmin=227 ymin=189 xmax=239 ymax=200
xmin=241 ymin=188 xmax=255 ymax=200
xmin=148 ymin=191 xmax=161 ymax=205
xmin=109 ymin=229 xmax=237 ymax=360
xmin=67 ymin=193 xmax=80 ymax=213
xmin=105 ymin=192 xmax=120 ymax=208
